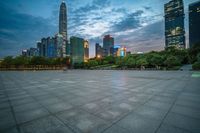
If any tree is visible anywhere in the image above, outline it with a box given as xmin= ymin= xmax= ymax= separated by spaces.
xmin=13 ymin=56 xmax=30 ymax=67
xmin=192 ymin=62 xmax=200 ymax=70
xmin=188 ymin=43 xmax=200 ymax=63
xmin=136 ymin=57 xmax=148 ymax=68
xmin=149 ymin=54 xmax=164 ymax=68
xmin=104 ymin=56 xmax=115 ymax=64
xmin=116 ymin=57 xmax=124 ymax=67
xmin=30 ymin=56 xmax=46 ymax=65
xmin=126 ymin=57 xmax=136 ymax=68
xmin=164 ymin=55 xmax=181 ymax=68
xmin=1 ymin=56 xmax=14 ymax=67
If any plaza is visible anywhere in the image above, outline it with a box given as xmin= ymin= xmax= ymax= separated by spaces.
xmin=0 ymin=70 xmax=200 ymax=133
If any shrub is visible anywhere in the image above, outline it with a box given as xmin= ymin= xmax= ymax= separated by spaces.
xmin=192 ymin=62 xmax=200 ymax=70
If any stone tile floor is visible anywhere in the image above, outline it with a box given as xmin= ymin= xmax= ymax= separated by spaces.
xmin=0 ymin=70 xmax=200 ymax=133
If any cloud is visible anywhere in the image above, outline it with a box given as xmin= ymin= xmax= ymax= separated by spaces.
xmin=111 ymin=10 xmax=144 ymax=32
xmin=0 ymin=2 xmax=56 ymax=58
xmin=114 ymin=21 xmax=165 ymax=53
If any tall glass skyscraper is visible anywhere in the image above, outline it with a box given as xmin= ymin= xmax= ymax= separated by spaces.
xmin=103 ymin=35 xmax=114 ymax=56
xmin=164 ymin=0 xmax=185 ymax=48
xmin=59 ymin=1 xmax=68 ymax=57
xmin=59 ymin=1 xmax=67 ymax=39
xmin=70 ymin=37 xmax=84 ymax=65
xmin=189 ymin=1 xmax=200 ymax=48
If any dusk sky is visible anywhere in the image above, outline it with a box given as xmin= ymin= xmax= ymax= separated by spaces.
xmin=0 ymin=0 xmax=198 ymax=58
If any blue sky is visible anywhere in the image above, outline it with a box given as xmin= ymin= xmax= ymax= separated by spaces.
xmin=0 ymin=0 xmax=198 ymax=58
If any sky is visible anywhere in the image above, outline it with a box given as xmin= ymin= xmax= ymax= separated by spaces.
xmin=0 ymin=0 xmax=198 ymax=58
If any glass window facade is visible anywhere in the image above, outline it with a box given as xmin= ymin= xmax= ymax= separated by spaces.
xmin=103 ymin=35 xmax=114 ymax=56
xmin=70 ymin=36 xmax=84 ymax=65
xmin=164 ymin=0 xmax=185 ymax=48
xmin=189 ymin=1 xmax=200 ymax=48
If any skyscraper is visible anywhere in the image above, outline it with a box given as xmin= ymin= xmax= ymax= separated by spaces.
xmin=164 ymin=0 xmax=185 ymax=48
xmin=59 ymin=1 xmax=67 ymax=39
xmin=189 ymin=1 xmax=200 ymax=48
xmin=70 ymin=36 xmax=84 ymax=65
xmin=95 ymin=43 xmax=103 ymax=58
xmin=103 ymin=35 xmax=114 ymax=56
xmin=84 ymin=40 xmax=89 ymax=62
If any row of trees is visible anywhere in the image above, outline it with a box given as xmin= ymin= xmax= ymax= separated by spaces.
xmin=74 ymin=45 xmax=200 ymax=70
xmin=1 ymin=44 xmax=200 ymax=70
xmin=0 ymin=56 xmax=70 ymax=68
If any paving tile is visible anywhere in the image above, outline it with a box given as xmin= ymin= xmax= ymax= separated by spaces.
xmin=0 ymin=115 xmax=16 ymax=131
xmin=1 ymin=71 xmax=200 ymax=133
xmin=56 ymin=108 xmax=110 ymax=133
xmin=134 ymin=105 xmax=169 ymax=120
xmin=45 ymin=102 xmax=73 ymax=114
xmin=171 ymin=104 xmax=200 ymax=119
xmin=116 ymin=113 xmax=161 ymax=133
xmin=15 ymin=108 xmax=50 ymax=124
xmin=157 ymin=123 xmax=192 ymax=133
xmin=164 ymin=112 xmax=200 ymax=133
xmin=102 ymin=125 xmax=130 ymax=133
xmin=20 ymin=116 xmax=73 ymax=133
xmin=13 ymin=102 xmax=42 ymax=113
xmin=144 ymin=99 xmax=172 ymax=110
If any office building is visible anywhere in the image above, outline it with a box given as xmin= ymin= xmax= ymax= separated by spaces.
xmin=55 ymin=34 xmax=66 ymax=58
xmin=95 ymin=43 xmax=104 ymax=58
xmin=189 ymin=1 xmax=200 ymax=48
xmin=59 ymin=1 xmax=67 ymax=39
xmin=84 ymin=40 xmax=89 ymax=62
xmin=41 ymin=38 xmax=47 ymax=57
xmin=22 ymin=49 xmax=30 ymax=56
xmin=164 ymin=0 xmax=185 ymax=48
xmin=113 ymin=45 xmax=127 ymax=57
xmin=47 ymin=37 xmax=56 ymax=58
xmin=37 ymin=41 xmax=42 ymax=56
xmin=70 ymin=36 xmax=84 ymax=65
xmin=103 ymin=35 xmax=114 ymax=56
xmin=29 ymin=48 xmax=39 ymax=57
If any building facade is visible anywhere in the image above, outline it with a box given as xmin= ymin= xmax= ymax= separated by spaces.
xmin=113 ymin=45 xmax=127 ymax=57
xmin=37 ymin=41 xmax=42 ymax=56
xmin=47 ymin=37 xmax=56 ymax=58
xmin=55 ymin=34 xmax=66 ymax=58
xmin=70 ymin=36 xmax=84 ymax=65
xmin=84 ymin=40 xmax=89 ymax=62
xmin=164 ymin=0 xmax=185 ymax=48
xmin=95 ymin=43 xmax=104 ymax=58
xmin=103 ymin=35 xmax=114 ymax=56
xmin=59 ymin=1 xmax=67 ymax=39
xmin=29 ymin=48 xmax=39 ymax=57
xmin=189 ymin=1 xmax=200 ymax=48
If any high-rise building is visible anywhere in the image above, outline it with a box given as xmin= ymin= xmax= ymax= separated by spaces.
xmin=103 ymin=35 xmax=114 ymax=56
xmin=84 ymin=40 xmax=89 ymax=62
xmin=59 ymin=1 xmax=68 ymax=57
xmin=29 ymin=48 xmax=39 ymax=57
xmin=70 ymin=36 xmax=84 ymax=65
xmin=37 ymin=41 xmax=42 ymax=56
xmin=95 ymin=43 xmax=104 ymax=58
xmin=164 ymin=0 xmax=185 ymax=48
xmin=55 ymin=34 xmax=65 ymax=58
xmin=41 ymin=38 xmax=47 ymax=57
xmin=22 ymin=49 xmax=30 ymax=56
xmin=189 ymin=1 xmax=200 ymax=48
xmin=47 ymin=37 xmax=56 ymax=58
xmin=113 ymin=45 xmax=127 ymax=57
xmin=22 ymin=48 xmax=38 ymax=57
xmin=59 ymin=1 xmax=67 ymax=39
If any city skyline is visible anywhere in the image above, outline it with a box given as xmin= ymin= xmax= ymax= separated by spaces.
xmin=0 ymin=0 xmax=198 ymax=58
